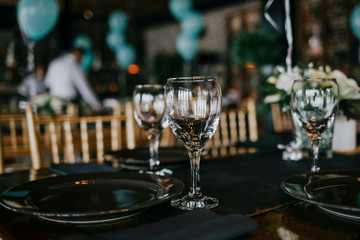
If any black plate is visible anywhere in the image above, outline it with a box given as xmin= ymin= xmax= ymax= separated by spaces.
xmin=0 ymin=172 xmax=184 ymax=223
xmin=104 ymin=147 xmax=189 ymax=170
xmin=281 ymin=170 xmax=360 ymax=220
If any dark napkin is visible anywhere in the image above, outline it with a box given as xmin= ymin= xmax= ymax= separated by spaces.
xmin=62 ymin=208 xmax=257 ymax=240
xmin=50 ymin=163 xmax=120 ymax=175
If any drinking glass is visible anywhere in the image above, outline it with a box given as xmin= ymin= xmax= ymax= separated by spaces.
xmin=133 ymin=84 xmax=172 ymax=175
xmin=290 ymin=78 xmax=339 ymax=173
xmin=165 ymin=76 xmax=222 ymax=210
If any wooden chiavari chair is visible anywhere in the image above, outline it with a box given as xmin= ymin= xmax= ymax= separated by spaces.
xmin=26 ymin=103 xmax=137 ymax=170
xmin=206 ymin=98 xmax=259 ymax=157
xmin=0 ymin=113 xmax=30 ymax=173
xmin=270 ymin=103 xmax=293 ymax=133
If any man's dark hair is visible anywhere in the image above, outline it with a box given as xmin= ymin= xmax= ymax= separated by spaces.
xmin=72 ymin=47 xmax=85 ymax=56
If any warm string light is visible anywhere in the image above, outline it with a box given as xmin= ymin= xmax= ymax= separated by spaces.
xmin=128 ymin=64 xmax=139 ymax=74
xmin=108 ymin=82 xmax=118 ymax=92
xmin=83 ymin=9 xmax=93 ymax=20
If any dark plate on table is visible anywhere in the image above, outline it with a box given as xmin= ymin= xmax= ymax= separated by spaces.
xmin=281 ymin=170 xmax=360 ymax=220
xmin=0 ymin=172 xmax=184 ymax=224
xmin=104 ymin=147 xmax=189 ymax=171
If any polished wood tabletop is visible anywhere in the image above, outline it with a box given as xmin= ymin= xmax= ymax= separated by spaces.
xmin=0 ymin=146 xmax=359 ymax=240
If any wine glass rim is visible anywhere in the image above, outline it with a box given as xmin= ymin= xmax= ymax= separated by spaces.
xmin=295 ymin=78 xmax=337 ymax=82
xmin=167 ymin=76 xmax=217 ymax=82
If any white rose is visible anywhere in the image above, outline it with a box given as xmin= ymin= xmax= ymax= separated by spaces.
xmin=32 ymin=93 xmax=50 ymax=107
xmin=344 ymin=79 xmax=360 ymax=99
xmin=325 ymin=65 xmax=332 ymax=73
xmin=305 ymin=69 xmax=327 ymax=78
xmin=50 ymin=97 xmax=65 ymax=114
xmin=267 ymin=76 xmax=277 ymax=84
xmin=275 ymin=66 xmax=285 ymax=74
xmin=329 ymin=70 xmax=360 ymax=100
xmin=276 ymin=72 xmax=301 ymax=94
xmin=264 ymin=93 xmax=282 ymax=103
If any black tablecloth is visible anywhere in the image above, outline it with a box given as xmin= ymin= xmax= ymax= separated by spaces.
xmin=63 ymin=209 xmax=257 ymax=240
xmin=51 ymin=147 xmax=360 ymax=217
xmin=2 ymin=144 xmax=360 ymax=239
xmin=163 ymin=148 xmax=360 ymax=216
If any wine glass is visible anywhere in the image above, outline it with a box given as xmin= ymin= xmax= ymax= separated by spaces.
xmin=133 ymin=84 xmax=172 ymax=175
xmin=290 ymin=78 xmax=339 ymax=173
xmin=165 ymin=76 xmax=222 ymax=210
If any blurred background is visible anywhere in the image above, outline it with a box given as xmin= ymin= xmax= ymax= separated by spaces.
xmin=1 ymin=0 xmax=360 ymax=119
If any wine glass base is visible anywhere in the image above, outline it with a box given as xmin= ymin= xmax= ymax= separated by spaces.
xmin=311 ymin=165 xmax=320 ymax=173
xmin=139 ymin=168 xmax=173 ymax=176
xmin=171 ymin=194 xmax=219 ymax=210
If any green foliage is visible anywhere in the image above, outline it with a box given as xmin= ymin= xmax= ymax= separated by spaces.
xmin=261 ymin=81 xmax=291 ymax=111
xmin=230 ymin=31 xmax=286 ymax=67
xmin=339 ymin=99 xmax=360 ymax=120
xmin=151 ymin=52 xmax=183 ymax=85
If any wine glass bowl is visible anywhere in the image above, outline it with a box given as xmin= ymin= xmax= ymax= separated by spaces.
xmin=165 ymin=76 xmax=222 ymax=210
xmin=133 ymin=84 xmax=171 ymax=175
xmin=290 ymin=78 xmax=339 ymax=173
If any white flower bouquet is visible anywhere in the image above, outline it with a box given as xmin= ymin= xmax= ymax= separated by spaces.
xmin=31 ymin=93 xmax=66 ymax=115
xmin=263 ymin=63 xmax=360 ymax=119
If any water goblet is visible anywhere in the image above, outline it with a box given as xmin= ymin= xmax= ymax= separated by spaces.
xmin=133 ymin=84 xmax=172 ymax=175
xmin=290 ymin=78 xmax=339 ymax=173
xmin=165 ymin=76 xmax=222 ymax=210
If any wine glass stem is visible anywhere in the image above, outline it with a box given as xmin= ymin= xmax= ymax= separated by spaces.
xmin=310 ymin=138 xmax=320 ymax=173
xmin=188 ymin=149 xmax=202 ymax=198
xmin=148 ymin=132 xmax=160 ymax=171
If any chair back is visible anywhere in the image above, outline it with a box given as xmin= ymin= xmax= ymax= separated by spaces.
xmin=0 ymin=113 xmax=30 ymax=173
xmin=26 ymin=104 xmax=136 ymax=169
xmin=270 ymin=103 xmax=293 ymax=133
xmin=160 ymin=126 xmax=181 ymax=147
xmin=0 ymin=102 xmax=85 ymax=173
xmin=209 ymin=98 xmax=258 ymax=148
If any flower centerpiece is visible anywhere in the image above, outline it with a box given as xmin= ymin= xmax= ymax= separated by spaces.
xmin=31 ymin=93 xmax=66 ymax=116
xmin=264 ymin=63 xmax=360 ymax=115
xmin=263 ymin=63 xmax=360 ymax=159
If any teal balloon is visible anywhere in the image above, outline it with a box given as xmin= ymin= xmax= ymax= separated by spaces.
xmin=116 ymin=44 xmax=136 ymax=69
xmin=176 ymin=32 xmax=198 ymax=61
xmin=106 ymin=31 xmax=126 ymax=51
xmin=181 ymin=11 xmax=204 ymax=37
xmin=108 ymin=11 xmax=128 ymax=31
xmin=17 ymin=0 xmax=60 ymax=42
xmin=169 ymin=0 xmax=193 ymax=21
xmin=350 ymin=4 xmax=360 ymax=40
xmin=73 ymin=35 xmax=92 ymax=51
xmin=80 ymin=51 xmax=94 ymax=75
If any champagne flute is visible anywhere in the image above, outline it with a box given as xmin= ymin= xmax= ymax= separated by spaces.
xmin=290 ymin=78 xmax=339 ymax=173
xmin=165 ymin=76 xmax=222 ymax=210
xmin=133 ymin=84 xmax=172 ymax=175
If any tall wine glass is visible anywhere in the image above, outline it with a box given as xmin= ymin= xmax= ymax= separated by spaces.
xmin=165 ymin=76 xmax=222 ymax=210
xmin=290 ymin=78 xmax=339 ymax=173
xmin=133 ymin=84 xmax=172 ymax=175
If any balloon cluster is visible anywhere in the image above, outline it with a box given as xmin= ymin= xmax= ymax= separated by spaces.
xmin=106 ymin=10 xmax=136 ymax=69
xmin=169 ymin=0 xmax=204 ymax=62
xmin=16 ymin=0 xmax=60 ymax=42
xmin=73 ymin=35 xmax=94 ymax=75
xmin=350 ymin=4 xmax=360 ymax=41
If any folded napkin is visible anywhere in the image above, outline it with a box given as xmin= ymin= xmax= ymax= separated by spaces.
xmin=62 ymin=208 xmax=257 ymax=240
xmin=50 ymin=163 xmax=120 ymax=175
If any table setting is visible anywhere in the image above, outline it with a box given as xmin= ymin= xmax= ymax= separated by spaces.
xmin=0 ymin=76 xmax=260 ymax=239
xmin=2 ymin=0 xmax=360 ymax=238
xmin=281 ymin=77 xmax=360 ymax=221
xmin=104 ymin=147 xmax=189 ymax=171
xmin=0 ymin=76 xmax=360 ymax=240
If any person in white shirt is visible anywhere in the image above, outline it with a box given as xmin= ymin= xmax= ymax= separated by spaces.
xmin=44 ymin=48 xmax=101 ymax=111
xmin=17 ymin=65 xmax=47 ymax=98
